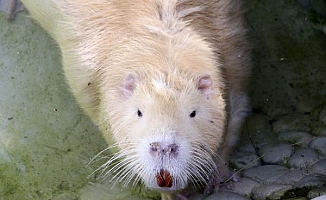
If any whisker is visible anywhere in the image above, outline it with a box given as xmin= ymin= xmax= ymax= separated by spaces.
xmin=122 ymin=163 xmax=141 ymax=187
xmin=186 ymin=144 xmax=217 ymax=187
xmin=116 ymin=160 xmax=138 ymax=183
xmin=132 ymin=168 xmax=145 ymax=187
xmin=101 ymin=157 xmax=132 ymax=180
xmin=87 ymin=146 xmax=112 ymax=167
xmin=88 ymin=145 xmax=135 ymax=180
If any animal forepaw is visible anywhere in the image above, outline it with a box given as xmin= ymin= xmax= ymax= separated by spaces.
xmin=161 ymin=190 xmax=189 ymax=200
xmin=204 ymin=167 xmax=240 ymax=195
xmin=0 ymin=0 xmax=24 ymax=21
xmin=219 ymin=171 xmax=240 ymax=190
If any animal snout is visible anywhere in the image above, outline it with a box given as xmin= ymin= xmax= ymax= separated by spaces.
xmin=150 ymin=142 xmax=178 ymax=157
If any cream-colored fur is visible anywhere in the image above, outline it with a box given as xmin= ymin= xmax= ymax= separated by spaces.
xmin=21 ymin=0 xmax=250 ymax=199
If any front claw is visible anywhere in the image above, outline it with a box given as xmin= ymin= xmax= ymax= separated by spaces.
xmin=0 ymin=0 xmax=24 ymax=21
xmin=204 ymin=175 xmax=217 ymax=195
xmin=204 ymin=163 xmax=240 ymax=195
xmin=161 ymin=190 xmax=189 ymax=200
xmin=219 ymin=171 xmax=240 ymax=190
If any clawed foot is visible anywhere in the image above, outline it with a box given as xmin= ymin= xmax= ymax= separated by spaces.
xmin=204 ymin=163 xmax=240 ymax=195
xmin=0 ymin=0 xmax=24 ymax=21
xmin=219 ymin=171 xmax=240 ymax=190
xmin=161 ymin=190 xmax=189 ymax=200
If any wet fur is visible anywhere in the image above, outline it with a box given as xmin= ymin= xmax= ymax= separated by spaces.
xmin=21 ymin=0 xmax=250 ymax=198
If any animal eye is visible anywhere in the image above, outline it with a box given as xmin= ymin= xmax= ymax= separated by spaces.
xmin=190 ymin=110 xmax=196 ymax=118
xmin=137 ymin=109 xmax=143 ymax=117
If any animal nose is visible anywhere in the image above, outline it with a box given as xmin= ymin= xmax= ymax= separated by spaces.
xmin=150 ymin=142 xmax=178 ymax=157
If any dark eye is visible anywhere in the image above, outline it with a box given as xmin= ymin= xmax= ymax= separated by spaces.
xmin=137 ymin=109 xmax=143 ymax=117
xmin=190 ymin=110 xmax=196 ymax=118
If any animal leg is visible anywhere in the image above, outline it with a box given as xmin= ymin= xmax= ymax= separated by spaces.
xmin=0 ymin=0 xmax=24 ymax=21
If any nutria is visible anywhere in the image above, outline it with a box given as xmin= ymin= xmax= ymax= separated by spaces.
xmin=18 ymin=0 xmax=251 ymax=199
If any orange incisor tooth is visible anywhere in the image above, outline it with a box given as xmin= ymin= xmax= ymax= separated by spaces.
xmin=156 ymin=170 xmax=165 ymax=187
xmin=156 ymin=169 xmax=173 ymax=188
xmin=165 ymin=170 xmax=172 ymax=188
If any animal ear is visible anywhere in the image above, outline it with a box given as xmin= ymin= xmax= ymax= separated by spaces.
xmin=122 ymin=74 xmax=136 ymax=98
xmin=197 ymin=74 xmax=213 ymax=99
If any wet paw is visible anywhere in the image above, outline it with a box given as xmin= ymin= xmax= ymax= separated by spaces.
xmin=219 ymin=171 xmax=240 ymax=190
xmin=161 ymin=190 xmax=189 ymax=200
xmin=204 ymin=163 xmax=240 ymax=195
xmin=0 ymin=0 xmax=24 ymax=21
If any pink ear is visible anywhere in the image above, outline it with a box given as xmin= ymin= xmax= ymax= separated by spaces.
xmin=198 ymin=75 xmax=213 ymax=99
xmin=123 ymin=74 xmax=136 ymax=98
